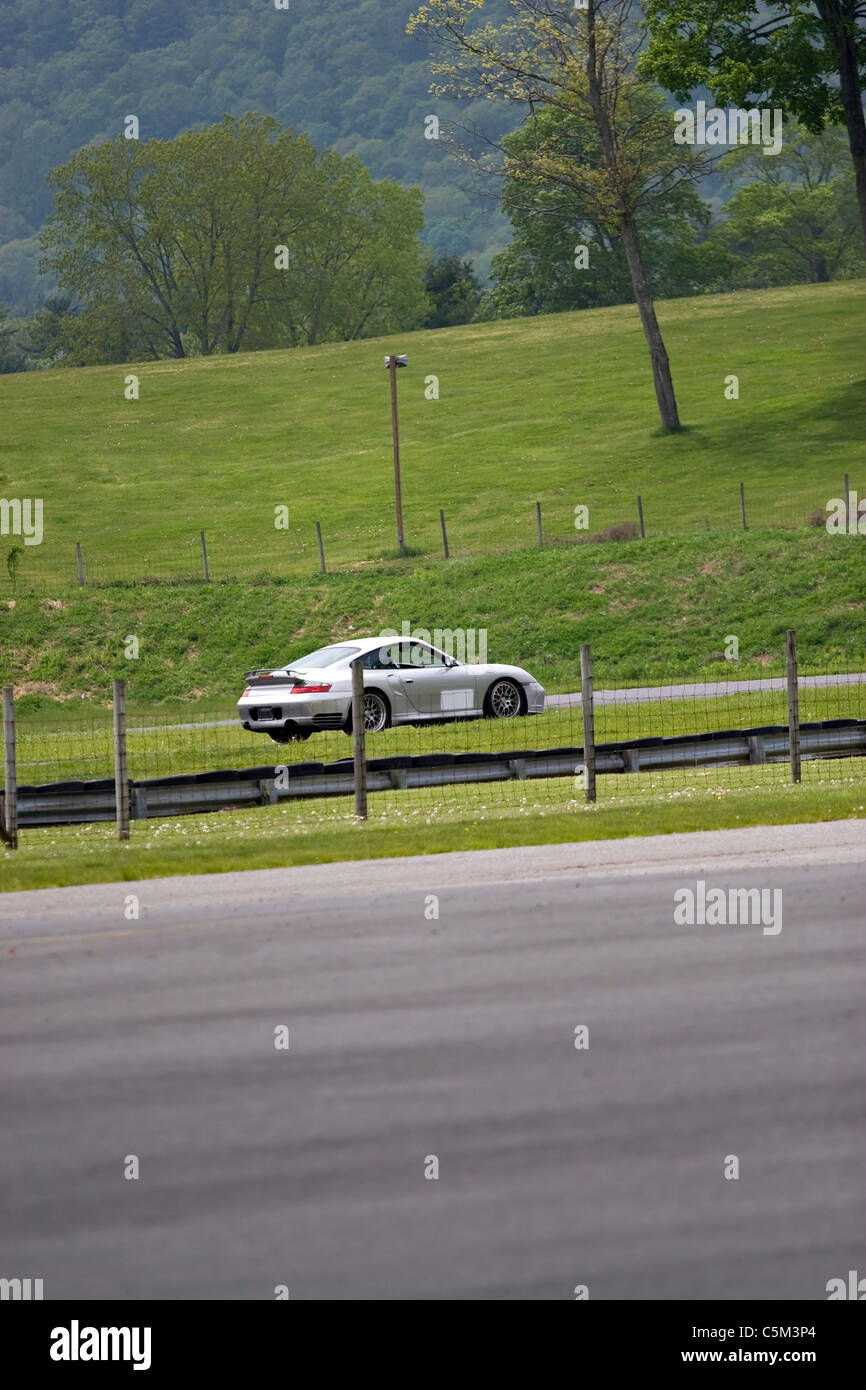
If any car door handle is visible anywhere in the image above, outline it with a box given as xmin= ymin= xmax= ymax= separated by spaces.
xmin=403 ymin=677 xmax=414 ymax=683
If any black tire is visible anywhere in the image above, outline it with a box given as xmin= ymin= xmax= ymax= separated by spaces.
xmin=344 ymin=690 xmax=390 ymax=734
xmin=268 ymin=725 xmax=312 ymax=744
xmin=484 ymin=678 xmax=525 ymax=719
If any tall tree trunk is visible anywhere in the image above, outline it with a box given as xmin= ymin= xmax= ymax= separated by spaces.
xmin=585 ymin=0 xmax=681 ymax=430
xmin=619 ymin=212 xmax=681 ymax=429
xmin=817 ymin=0 xmax=866 ymax=257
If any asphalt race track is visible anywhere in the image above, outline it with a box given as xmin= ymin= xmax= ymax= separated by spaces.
xmin=1 ymin=823 xmax=864 ymax=1300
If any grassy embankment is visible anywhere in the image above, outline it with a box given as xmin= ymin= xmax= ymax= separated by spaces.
xmin=1 ymin=281 xmax=864 ymax=887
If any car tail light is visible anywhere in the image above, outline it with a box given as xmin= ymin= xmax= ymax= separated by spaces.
xmin=242 ymin=688 xmax=251 ymax=697
xmin=290 ymin=683 xmax=331 ymax=694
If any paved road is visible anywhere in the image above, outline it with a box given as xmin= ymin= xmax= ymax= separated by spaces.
xmin=1 ymin=824 xmax=864 ymax=1300
xmin=548 ymin=671 xmax=866 ymax=708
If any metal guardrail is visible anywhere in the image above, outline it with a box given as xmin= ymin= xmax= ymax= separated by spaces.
xmin=3 ymin=719 xmax=864 ymax=829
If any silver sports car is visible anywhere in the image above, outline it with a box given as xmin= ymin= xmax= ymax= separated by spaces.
xmin=237 ymin=636 xmax=545 ymax=742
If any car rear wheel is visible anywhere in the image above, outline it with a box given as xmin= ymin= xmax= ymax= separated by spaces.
xmin=344 ymin=691 xmax=390 ymax=734
xmin=363 ymin=691 xmax=390 ymax=733
xmin=485 ymin=678 xmax=525 ymax=719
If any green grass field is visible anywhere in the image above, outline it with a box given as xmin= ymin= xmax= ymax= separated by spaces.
xmin=4 ymin=531 xmax=865 ymax=708
xmin=1 ymin=280 xmax=864 ymax=889
xmin=9 ymin=680 xmax=864 ymax=786
xmin=1 ymin=281 xmax=864 ymax=592
xmin=3 ymin=762 xmax=863 ymax=892
xmin=2 ymin=279 xmax=864 ymax=709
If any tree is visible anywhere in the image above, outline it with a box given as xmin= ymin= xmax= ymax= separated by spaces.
xmin=408 ymin=0 xmax=712 ymax=430
xmin=422 ymin=254 xmax=483 ymax=325
xmin=487 ymin=101 xmax=722 ymax=316
xmin=260 ymin=158 xmax=429 ymax=348
xmin=709 ymin=122 xmax=866 ymax=284
xmin=41 ymin=113 xmax=429 ymax=364
xmin=0 ymin=3 xmax=508 ymax=323
xmin=24 ymin=289 xmax=78 ymax=367
xmin=640 ymin=1 xmax=866 ymax=255
xmin=0 ymin=235 xmax=44 ymax=317
xmin=0 ymin=301 xmax=28 ymax=373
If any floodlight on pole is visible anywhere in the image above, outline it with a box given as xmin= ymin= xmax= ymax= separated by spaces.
xmin=384 ymin=354 xmax=407 ymax=551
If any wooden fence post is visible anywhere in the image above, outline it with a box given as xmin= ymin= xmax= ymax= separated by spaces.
xmin=2 ymin=686 xmax=18 ymax=849
xmin=740 ymin=481 xmax=747 ymax=531
xmin=786 ymin=629 xmax=801 ymax=784
xmin=113 ymin=678 xmax=130 ymax=840
xmin=200 ymin=530 xmax=210 ymax=582
xmin=536 ymin=501 xmax=543 ymax=548
xmin=351 ymin=658 xmax=367 ymax=820
xmin=316 ymin=521 xmax=326 ymax=574
xmin=637 ymin=495 xmax=645 ymax=539
xmin=580 ymin=644 xmax=596 ymax=804
xmin=76 ymin=542 xmax=84 ymax=587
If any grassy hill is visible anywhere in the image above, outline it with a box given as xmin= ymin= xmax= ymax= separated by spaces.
xmin=1 ymin=281 xmax=863 ymax=594
xmin=1 ymin=281 xmax=864 ymax=707
xmin=3 ymin=532 xmax=864 ymax=708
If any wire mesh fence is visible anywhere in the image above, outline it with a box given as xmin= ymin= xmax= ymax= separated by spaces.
xmin=2 ymin=471 xmax=861 ymax=595
xmin=3 ymin=649 xmax=864 ymax=844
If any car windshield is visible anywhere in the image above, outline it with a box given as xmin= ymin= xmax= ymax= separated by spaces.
xmin=288 ymin=645 xmax=361 ymax=670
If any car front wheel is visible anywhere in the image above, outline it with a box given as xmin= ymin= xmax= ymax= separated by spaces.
xmin=485 ymin=678 xmax=525 ymax=719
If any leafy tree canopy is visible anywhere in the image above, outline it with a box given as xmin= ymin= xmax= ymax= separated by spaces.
xmin=639 ymin=1 xmax=866 ymax=251
xmin=41 ymin=113 xmax=430 ymax=364
xmin=709 ymin=121 xmax=866 ymax=283
xmin=422 ymin=254 xmax=483 ymax=326
xmin=0 ymin=0 xmax=515 ymax=312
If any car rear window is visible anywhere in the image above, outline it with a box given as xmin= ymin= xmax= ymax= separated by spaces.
xmin=289 ymin=646 xmax=361 ymax=670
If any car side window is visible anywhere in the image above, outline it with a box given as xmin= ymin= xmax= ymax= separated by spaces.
xmin=399 ymin=643 xmax=446 ymax=669
xmin=364 ymin=646 xmax=398 ymax=670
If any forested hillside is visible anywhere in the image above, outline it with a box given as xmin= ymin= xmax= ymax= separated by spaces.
xmin=0 ymin=0 xmax=513 ymax=313
xmin=1 ymin=0 xmax=861 ymax=337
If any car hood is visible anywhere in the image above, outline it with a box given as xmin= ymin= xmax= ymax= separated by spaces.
xmin=470 ymin=663 xmax=539 ymax=684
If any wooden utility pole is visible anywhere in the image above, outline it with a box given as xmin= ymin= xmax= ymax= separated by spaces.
xmin=386 ymin=355 xmax=405 ymax=552
xmin=2 ymin=686 xmax=17 ymax=849
xmin=786 ymin=630 xmax=801 ymax=784
xmin=113 ymin=678 xmax=130 ymax=839
xmin=579 ymin=645 xmax=596 ymax=804
xmin=351 ymin=659 xmax=367 ymax=820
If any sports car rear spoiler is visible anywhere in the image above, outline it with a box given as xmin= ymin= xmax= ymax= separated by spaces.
xmin=243 ymin=668 xmax=301 ymax=685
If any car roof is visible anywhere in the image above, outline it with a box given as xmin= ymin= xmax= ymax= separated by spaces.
xmin=290 ymin=635 xmax=422 ymax=662
xmin=322 ymin=636 xmax=417 ymax=655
